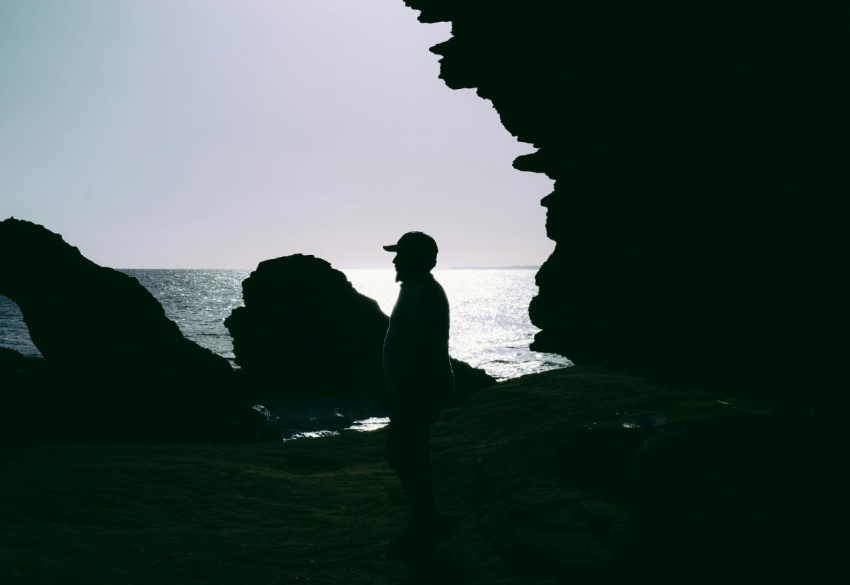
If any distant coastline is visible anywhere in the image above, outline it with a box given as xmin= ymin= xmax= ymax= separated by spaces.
xmin=112 ymin=266 xmax=542 ymax=271
xmin=447 ymin=265 xmax=540 ymax=271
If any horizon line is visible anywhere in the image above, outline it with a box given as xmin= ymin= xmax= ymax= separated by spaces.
xmin=114 ymin=265 xmax=542 ymax=271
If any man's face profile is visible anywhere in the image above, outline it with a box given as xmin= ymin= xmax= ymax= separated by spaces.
xmin=392 ymin=252 xmax=412 ymax=282
xmin=392 ymin=251 xmax=431 ymax=283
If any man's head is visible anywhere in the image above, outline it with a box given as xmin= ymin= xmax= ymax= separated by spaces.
xmin=383 ymin=231 xmax=438 ymax=282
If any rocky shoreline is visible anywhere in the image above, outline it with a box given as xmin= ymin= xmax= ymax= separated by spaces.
xmin=2 ymin=366 xmax=844 ymax=584
xmin=0 ymin=218 xmax=494 ymax=448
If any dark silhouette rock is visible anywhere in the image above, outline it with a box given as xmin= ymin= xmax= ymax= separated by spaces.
xmin=0 ymin=346 xmax=45 ymax=376
xmin=404 ymin=1 xmax=850 ymax=410
xmin=0 ymin=347 xmax=50 ymax=457
xmin=0 ymin=218 xmax=264 ymax=442
xmin=225 ymin=254 xmax=495 ymax=400
xmin=445 ymin=358 xmax=496 ymax=407
xmin=225 ymin=254 xmax=388 ymax=398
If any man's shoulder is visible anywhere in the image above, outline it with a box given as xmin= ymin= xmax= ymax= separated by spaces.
xmin=423 ymin=274 xmax=448 ymax=300
xmin=398 ymin=274 xmax=448 ymax=310
xmin=404 ymin=274 xmax=443 ymax=292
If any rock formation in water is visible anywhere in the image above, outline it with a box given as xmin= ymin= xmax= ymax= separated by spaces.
xmin=0 ymin=218 xmax=266 ymax=442
xmin=225 ymin=254 xmax=495 ymax=400
xmin=403 ymin=1 xmax=850 ymax=408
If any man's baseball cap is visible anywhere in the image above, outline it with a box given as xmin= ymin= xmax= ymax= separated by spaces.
xmin=383 ymin=231 xmax=438 ymax=256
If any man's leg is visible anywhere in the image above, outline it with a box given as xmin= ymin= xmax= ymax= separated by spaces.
xmin=387 ymin=404 xmax=439 ymax=533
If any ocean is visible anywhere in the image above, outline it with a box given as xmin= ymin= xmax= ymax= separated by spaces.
xmin=1 ymin=268 xmax=570 ymax=438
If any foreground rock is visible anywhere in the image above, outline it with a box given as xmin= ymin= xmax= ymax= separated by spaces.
xmin=0 ymin=347 xmax=49 ymax=456
xmin=0 ymin=218 xmax=268 ymax=442
xmin=225 ymin=254 xmax=495 ymax=400
xmin=404 ymin=1 xmax=850 ymax=413
xmin=1 ymin=367 xmax=844 ymax=583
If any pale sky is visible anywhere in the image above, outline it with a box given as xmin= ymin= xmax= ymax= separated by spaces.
xmin=0 ymin=0 xmax=553 ymax=269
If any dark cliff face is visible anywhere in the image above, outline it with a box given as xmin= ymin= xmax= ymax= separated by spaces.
xmin=404 ymin=1 xmax=850 ymax=404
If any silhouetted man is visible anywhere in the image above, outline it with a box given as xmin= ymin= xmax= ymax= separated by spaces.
xmin=382 ymin=231 xmax=456 ymax=558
